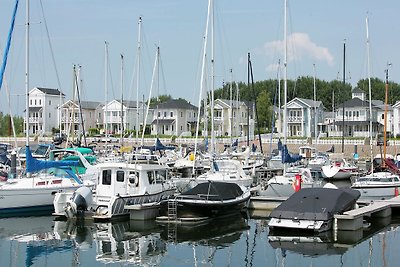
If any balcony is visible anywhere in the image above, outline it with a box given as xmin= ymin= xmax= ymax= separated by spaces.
xmin=287 ymin=116 xmax=302 ymax=123
xmin=28 ymin=117 xmax=43 ymax=124
xmin=61 ymin=117 xmax=80 ymax=123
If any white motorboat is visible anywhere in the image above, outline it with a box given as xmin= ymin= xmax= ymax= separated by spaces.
xmin=53 ymin=162 xmax=176 ymax=221
xmin=268 ymin=187 xmax=360 ymax=233
xmin=258 ymin=167 xmax=321 ymax=198
xmin=195 ymin=159 xmax=254 ymax=188
xmin=321 ymin=159 xmax=358 ymax=180
xmin=0 ymin=146 xmax=95 ymax=216
xmin=351 ymin=171 xmax=400 ymax=201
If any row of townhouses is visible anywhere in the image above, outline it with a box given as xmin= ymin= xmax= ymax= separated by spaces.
xmin=25 ymin=87 xmax=255 ymax=138
xmin=25 ymin=87 xmax=399 ymax=139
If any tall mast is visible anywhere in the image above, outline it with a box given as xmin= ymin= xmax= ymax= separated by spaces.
xmin=120 ymin=54 xmax=124 ymax=146
xmin=194 ymin=0 xmax=211 ymax=167
xmin=341 ymin=40 xmax=346 ymax=153
xmin=313 ymin=63 xmax=317 ymax=144
xmin=136 ymin=17 xmax=142 ymax=145
xmin=210 ymin=0 xmax=215 ymax=155
xmin=104 ymin=41 xmax=108 ymax=147
xmin=229 ymin=68 xmax=233 ymax=145
xmin=366 ymin=16 xmax=373 ymax=173
xmin=247 ymin=53 xmax=250 ymax=147
xmin=277 ymin=60 xmax=281 ymax=135
xmin=384 ymin=64 xmax=390 ymax=163
xmin=25 ymin=0 xmax=30 ymax=146
xmin=283 ymin=0 xmax=288 ymax=145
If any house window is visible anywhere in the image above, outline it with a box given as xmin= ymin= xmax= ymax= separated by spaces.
xmin=172 ymin=125 xmax=174 ymax=131
xmin=102 ymin=169 xmax=112 ymax=185
xmin=39 ymin=99 xmax=41 ymax=105
xmin=164 ymin=112 xmax=167 ymax=118
xmin=181 ymin=126 xmax=183 ymax=131
xmin=49 ymin=113 xmax=51 ymax=118
xmin=30 ymin=99 xmax=32 ymax=105
xmin=180 ymin=112 xmax=183 ymax=117
xmin=158 ymin=112 xmax=161 ymax=117
xmin=35 ymin=99 xmax=37 ymax=105
xmin=90 ymin=112 xmax=92 ymax=118
xmin=170 ymin=111 xmax=173 ymax=117
xmin=166 ymin=125 xmax=169 ymax=131
xmin=99 ymin=112 xmax=101 ymax=118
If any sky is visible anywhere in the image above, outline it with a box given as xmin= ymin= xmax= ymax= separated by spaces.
xmin=0 ymin=0 xmax=400 ymax=115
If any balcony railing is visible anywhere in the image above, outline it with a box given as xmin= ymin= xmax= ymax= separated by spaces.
xmin=287 ymin=116 xmax=302 ymax=122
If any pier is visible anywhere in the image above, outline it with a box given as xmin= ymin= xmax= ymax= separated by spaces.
xmin=334 ymin=196 xmax=400 ymax=231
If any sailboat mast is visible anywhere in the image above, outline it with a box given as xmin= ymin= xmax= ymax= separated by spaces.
xmin=277 ymin=60 xmax=281 ymax=135
xmin=247 ymin=53 xmax=250 ymax=147
xmin=283 ymin=0 xmax=288 ymax=145
xmin=210 ymin=0 xmax=215 ymax=155
xmin=120 ymin=54 xmax=124 ymax=146
xmin=366 ymin=16 xmax=373 ymax=173
xmin=384 ymin=65 xmax=390 ymax=162
xmin=104 ymin=41 xmax=109 ymax=147
xmin=341 ymin=40 xmax=346 ymax=153
xmin=25 ymin=0 xmax=30 ymax=146
xmin=313 ymin=64 xmax=317 ymax=144
xmin=229 ymin=68 xmax=232 ymax=145
xmin=136 ymin=17 xmax=142 ymax=146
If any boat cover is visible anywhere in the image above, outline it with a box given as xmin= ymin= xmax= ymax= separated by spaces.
xmin=269 ymin=187 xmax=360 ymax=221
xmin=180 ymin=181 xmax=244 ymax=201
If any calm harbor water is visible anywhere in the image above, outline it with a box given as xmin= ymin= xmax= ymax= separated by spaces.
xmin=1 ymin=212 xmax=400 ymax=267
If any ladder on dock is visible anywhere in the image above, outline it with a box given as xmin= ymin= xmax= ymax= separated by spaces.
xmin=167 ymin=198 xmax=178 ymax=242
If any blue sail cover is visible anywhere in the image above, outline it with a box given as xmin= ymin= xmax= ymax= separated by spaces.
xmin=204 ymin=138 xmax=209 ymax=152
xmin=277 ymin=139 xmax=283 ymax=151
xmin=281 ymin=144 xmax=302 ymax=164
xmin=232 ymin=139 xmax=238 ymax=147
xmin=25 ymin=145 xmax=80 ymax=173
xmin=154 ymin=138 xmax=175 ymax=151
xmin=252 ymin=143 xmax=257 ymax=152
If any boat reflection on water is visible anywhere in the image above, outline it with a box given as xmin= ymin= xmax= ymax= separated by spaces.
xmin=268 ymin=215 xmax=396 ymax=257
xmin=159 ymin=213 xmax=250 ymax=245
xmin=54 ymin=219 xmax=166 ymax=265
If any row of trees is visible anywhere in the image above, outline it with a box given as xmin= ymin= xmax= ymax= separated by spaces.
xmin=214 ymin=77 xmax=400 ymax=132
xmin=0 ymin=113 xmax=24 ymax=137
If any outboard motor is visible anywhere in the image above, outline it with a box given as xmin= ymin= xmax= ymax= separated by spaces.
xmin=65 ymin=187 xmax=93 ymax=217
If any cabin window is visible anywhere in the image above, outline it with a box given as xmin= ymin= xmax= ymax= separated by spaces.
xmin=155 ymin=170 xmax=167 ymax=184
xmin=170 ymin=111 xmax=173 ymax=117
xmin=102 ymin=169 xmax=112 ymax=185
xmin=147 ymin=171 xmax=154 ymax=184
xmin=116 ymin=170 xmax=125 ymax=182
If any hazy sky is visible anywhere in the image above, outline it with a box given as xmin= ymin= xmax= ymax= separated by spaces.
xmin=0 ymin=0 xmax=399 ymax=115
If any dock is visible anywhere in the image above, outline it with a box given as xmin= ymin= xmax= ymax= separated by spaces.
xmin=334 ymin=196 xmax=400 ymax=230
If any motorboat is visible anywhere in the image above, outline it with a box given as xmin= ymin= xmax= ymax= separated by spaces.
xmin=351 ymin=171 xmax=400 ymax=201
xmin=158 ymin=181 xmax=251 ymax=221
xmin=258 ymin=167 xmax=321 ymax=198
xmin=53 ymin=162 xmax=176 ymax=221
xmin=0 ymin=146 xmax=95 ymax=217
xmin=194 ymin=159 xmax=254 ymax=188
xmin=307 ymin=153 xmax=330 ymax=171
xmin=268 ymin=186 xmax=360 ymax=232
xmin=321 ymin=159 xmax=358 ymax=180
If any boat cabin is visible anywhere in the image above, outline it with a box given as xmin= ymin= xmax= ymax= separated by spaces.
xmin=95 ymin=163 xmax=170 ymax=197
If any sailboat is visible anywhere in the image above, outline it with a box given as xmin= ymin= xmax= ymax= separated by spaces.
xmin=351 ymin=17 xmax=400 ymax=201
xmin=258 ymin=0 xmax=318 ymax=198
xmin=0 ymin=0 xmax=93 ymax=216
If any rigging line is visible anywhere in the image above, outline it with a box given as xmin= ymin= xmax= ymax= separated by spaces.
xmin=0 ymin=0 xmax=20 ymax=92
xmin=39 ymin=0 xmax=62 ymax=93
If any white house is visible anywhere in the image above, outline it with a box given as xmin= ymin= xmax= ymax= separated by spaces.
xmin=25 ymin=87 xmax=65 ymax=135
xmin=282 ymin=97 xmax=324 ymax=138
xmin=60 ymin=100 xmax=103 ymax=136
xmin=213 ymin=99 xmax=255 ymax=138
xmin=103 ymin=100 xmax=152 ymax=135
xmin=332 ymin=88 xmax=391 ymax=138
xmin=393 ymin=101 xmax=400 ymax=137
xmin=151 ymin=99 xmax=197 ymax=137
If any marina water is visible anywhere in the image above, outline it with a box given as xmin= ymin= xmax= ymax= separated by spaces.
xmin=1 ymin=213 xmax=400 ymax=267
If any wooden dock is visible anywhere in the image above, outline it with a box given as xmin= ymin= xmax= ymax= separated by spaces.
xmin=334 ymin=196 xmax=400 ymax=231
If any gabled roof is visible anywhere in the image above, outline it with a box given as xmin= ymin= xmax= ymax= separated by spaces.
xmin=215 ymin=99 xmax=246 ymax=108
xmin=340 ymin=98 xmax=392 ymax=111
xmin=34 ymin=87 xmax=65 ymax=96
xmin=286 ymin=97 xmax=323 ymax=109
xmin=156 ymin=99 xmax=197 ymax=110
xmin=352 ymin=87 xmax=365 ymax=94
xmin=80 ymin=101 xmax=103 ymax=110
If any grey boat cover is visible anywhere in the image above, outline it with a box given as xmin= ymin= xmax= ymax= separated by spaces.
xmin=180 ymin=181 xmax=244 ymax=201
xmin=269 ymin=187 xmax=360 ymax=221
